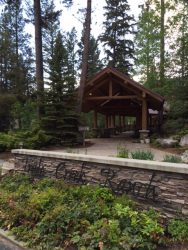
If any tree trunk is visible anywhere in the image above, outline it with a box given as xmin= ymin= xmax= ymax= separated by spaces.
xmin=160 ymin=0 xmax=165 ymax=85
xmin=77 ymin=0 xmax=92 ymax=113
xmin=145 ymin=1 xmax=150 ymax=83
xmin=34 ymin=0 xmax=44 ymax=120
xmin=181 ymin=4 xmax=186 ymax=79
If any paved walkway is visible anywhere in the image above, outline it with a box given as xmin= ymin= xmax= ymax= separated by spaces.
xmin=52 ymin=134 xmax=177 ymax=162
xmin=0 ymin=235 xmax=24 ymax=250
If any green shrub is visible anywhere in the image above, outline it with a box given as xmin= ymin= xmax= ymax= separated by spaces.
xmin=173 ymin=128 xmax=188 ymax=142
xmin=117 ymin=145 xmax=129 ymax=158
xmin=0 ymin=133 xmax=18 ymax=151
xmin=131 ymin=150 xmax=154 ymax=160
xmin=162 ymin=118 xmax=185 ymax=135
xmin=0 ymin=129 xmax=52 ymax=151
xmin=163 ymin=155 xmax=182 ymax=163
xmin=0 ymin=142 xmax=7 ymax=152
xmin=0 ymin=173 xmax=167 ymax=250
xmin=168 ymin=219 xmax=188 ymax=240
xmin=24 ymin=129 xmax=52 ymax=149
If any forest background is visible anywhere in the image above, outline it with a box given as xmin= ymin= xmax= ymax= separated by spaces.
xmin=0 ymin=0 xmax=188 ymax=150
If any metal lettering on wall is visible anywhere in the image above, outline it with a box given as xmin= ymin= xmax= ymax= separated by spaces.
xmin=25 ymin=159 xmax=159 ymax=201
xmin=91 ymin=168 xmax=159 ymax=201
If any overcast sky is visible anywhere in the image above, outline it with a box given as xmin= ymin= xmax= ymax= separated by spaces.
xmin=26 ymin=0 xmax=144 ymax=47
xmin=59 ymin=0 xmax=144 ymax=37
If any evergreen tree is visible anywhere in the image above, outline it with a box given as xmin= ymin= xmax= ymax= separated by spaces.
xmin=0 ymin=0 xmax=33 ymax=96
xmin=41 ymin=0 xmax=61 ymax=76
xmin=42 ymin=31 xmax=80 ymax=145
xmin=64 ymin=28 xmax=78 ymax=93
xmin=135 ymin=1 xmax=160 ymax=87
xmin=100 ymin=0 xmax=135 ymax=74
xmin=160 ymin=0 xmax=165 ymax=85
xmin=78 ymin=35 xmax=103 ymax=80
xmin=135 ymin=0 xmax=180 ymax=88
xmin=0 ymin=0 xmax=34 ymax=130
xmin=34 ymin=0 xmax=44 ymax=120
xmin=172 ymin=1 xmax=188 ymax=79
xmin=78 ymin=0 xmax=92 ymax=113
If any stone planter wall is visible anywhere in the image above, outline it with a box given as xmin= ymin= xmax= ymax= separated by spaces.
xmin=12 ymin=149 xmax=188 ymax=218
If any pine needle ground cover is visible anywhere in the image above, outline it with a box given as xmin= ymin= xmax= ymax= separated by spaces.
xmin=0 ymin=174 xmax=188 ymax=250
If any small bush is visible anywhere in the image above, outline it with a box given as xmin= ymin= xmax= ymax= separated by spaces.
xmin=0 ymin=129 xmax=52 ymax=151
xmin=131 ymin=150 xmax=154 ymax=160
xmin=117 ymin=145 xmax=129 ymax=158
xmin=168 ymin=219 xmax=188 ymax=240
xmin=162 ymin=118 xmax=185 ymax=135
xmin=173 ymin=128 xmax=188 ymax=142
xmin=163 ymin=155 xmax=182 ymax=163
xmin=0 ymin=142 xmax=7 ymax=152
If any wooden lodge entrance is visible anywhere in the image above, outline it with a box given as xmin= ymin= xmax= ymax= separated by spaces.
xmin=82 ymin=67 xmax=165 ymax=138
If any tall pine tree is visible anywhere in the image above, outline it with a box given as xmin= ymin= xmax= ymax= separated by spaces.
xmin=78 ymin=35 xmax=103 ymax=80
xmin=0 ymin=0 xmax=34 ymax=130
xmin=100 ymin=0 xmax=135 ymax=74
xmin=42 ymin=31 xmax=80 ymax=145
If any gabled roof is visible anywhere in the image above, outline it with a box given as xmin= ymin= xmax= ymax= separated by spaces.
xmin=82 ymin=67 xmax=164 ymax=115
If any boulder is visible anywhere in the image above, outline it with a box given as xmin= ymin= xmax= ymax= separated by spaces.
xmin=180 ymin=134 xmax=188 ymax=147
xmin=156 ymin=138 xmax=178 ymax=148
xmin=1 ymin=160 xmax=15 ymax=176
xmin=181 ymin=150 xmax=188 ymax=163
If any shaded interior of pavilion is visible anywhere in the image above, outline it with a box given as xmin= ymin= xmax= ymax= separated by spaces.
xmin=82 ymin=67 xmax=165 ymax=139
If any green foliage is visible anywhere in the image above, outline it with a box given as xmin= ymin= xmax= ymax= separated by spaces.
xmin=0 ymin=1 xmax=34 ymax=131
xmin=161 ymin=79 xmax=188 ymax=136
xmin=0 ymin=173 xmax=31 ymax=192
xmin=0 ymin=94 xmax=17 ymax=132
xmin=100 ymin=0 xmax=135 ymax=74
xmin=163 ymin=155 xmax=182 ymax=163
xmin=41 ymin=31 xmax=81 ymax=146
xmin=168 ymin=219 xmax=188 ymax=240
xmin=117 ymin=145 xmax=129 ymax=158
xmin=162 ymin=119 xmax=185 ymax=135
xmin=0 ymin=173 xmax=169 ymax=250
xmin=0 ymin=142 xmax=7 ymax=152
xmin=0 ymin=133 xmax=20 ymax=151
xmin=78 ymin=35 xmax=103 ymax=80
xmin=173 ymin=128 xmax=188 ymax=142
xmin=135 ymin=1 xmax=160 ymax=86
xmin=131 ymin=150 xmax=154 ymax=160
xmin=0 ymin=128 xmax=52 ymax=152
xmin=11 ymin=101 xmax=37 ymax=130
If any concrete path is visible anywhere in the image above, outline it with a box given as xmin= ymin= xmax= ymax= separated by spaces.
xmin=52 ymin=135 xmax=177 ymax=162
xmin=0 ymin=235 xmax=24 ymax=250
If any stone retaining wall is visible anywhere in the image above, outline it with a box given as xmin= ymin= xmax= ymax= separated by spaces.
xmin=12 ymin=149 xmax=188 ymax=218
